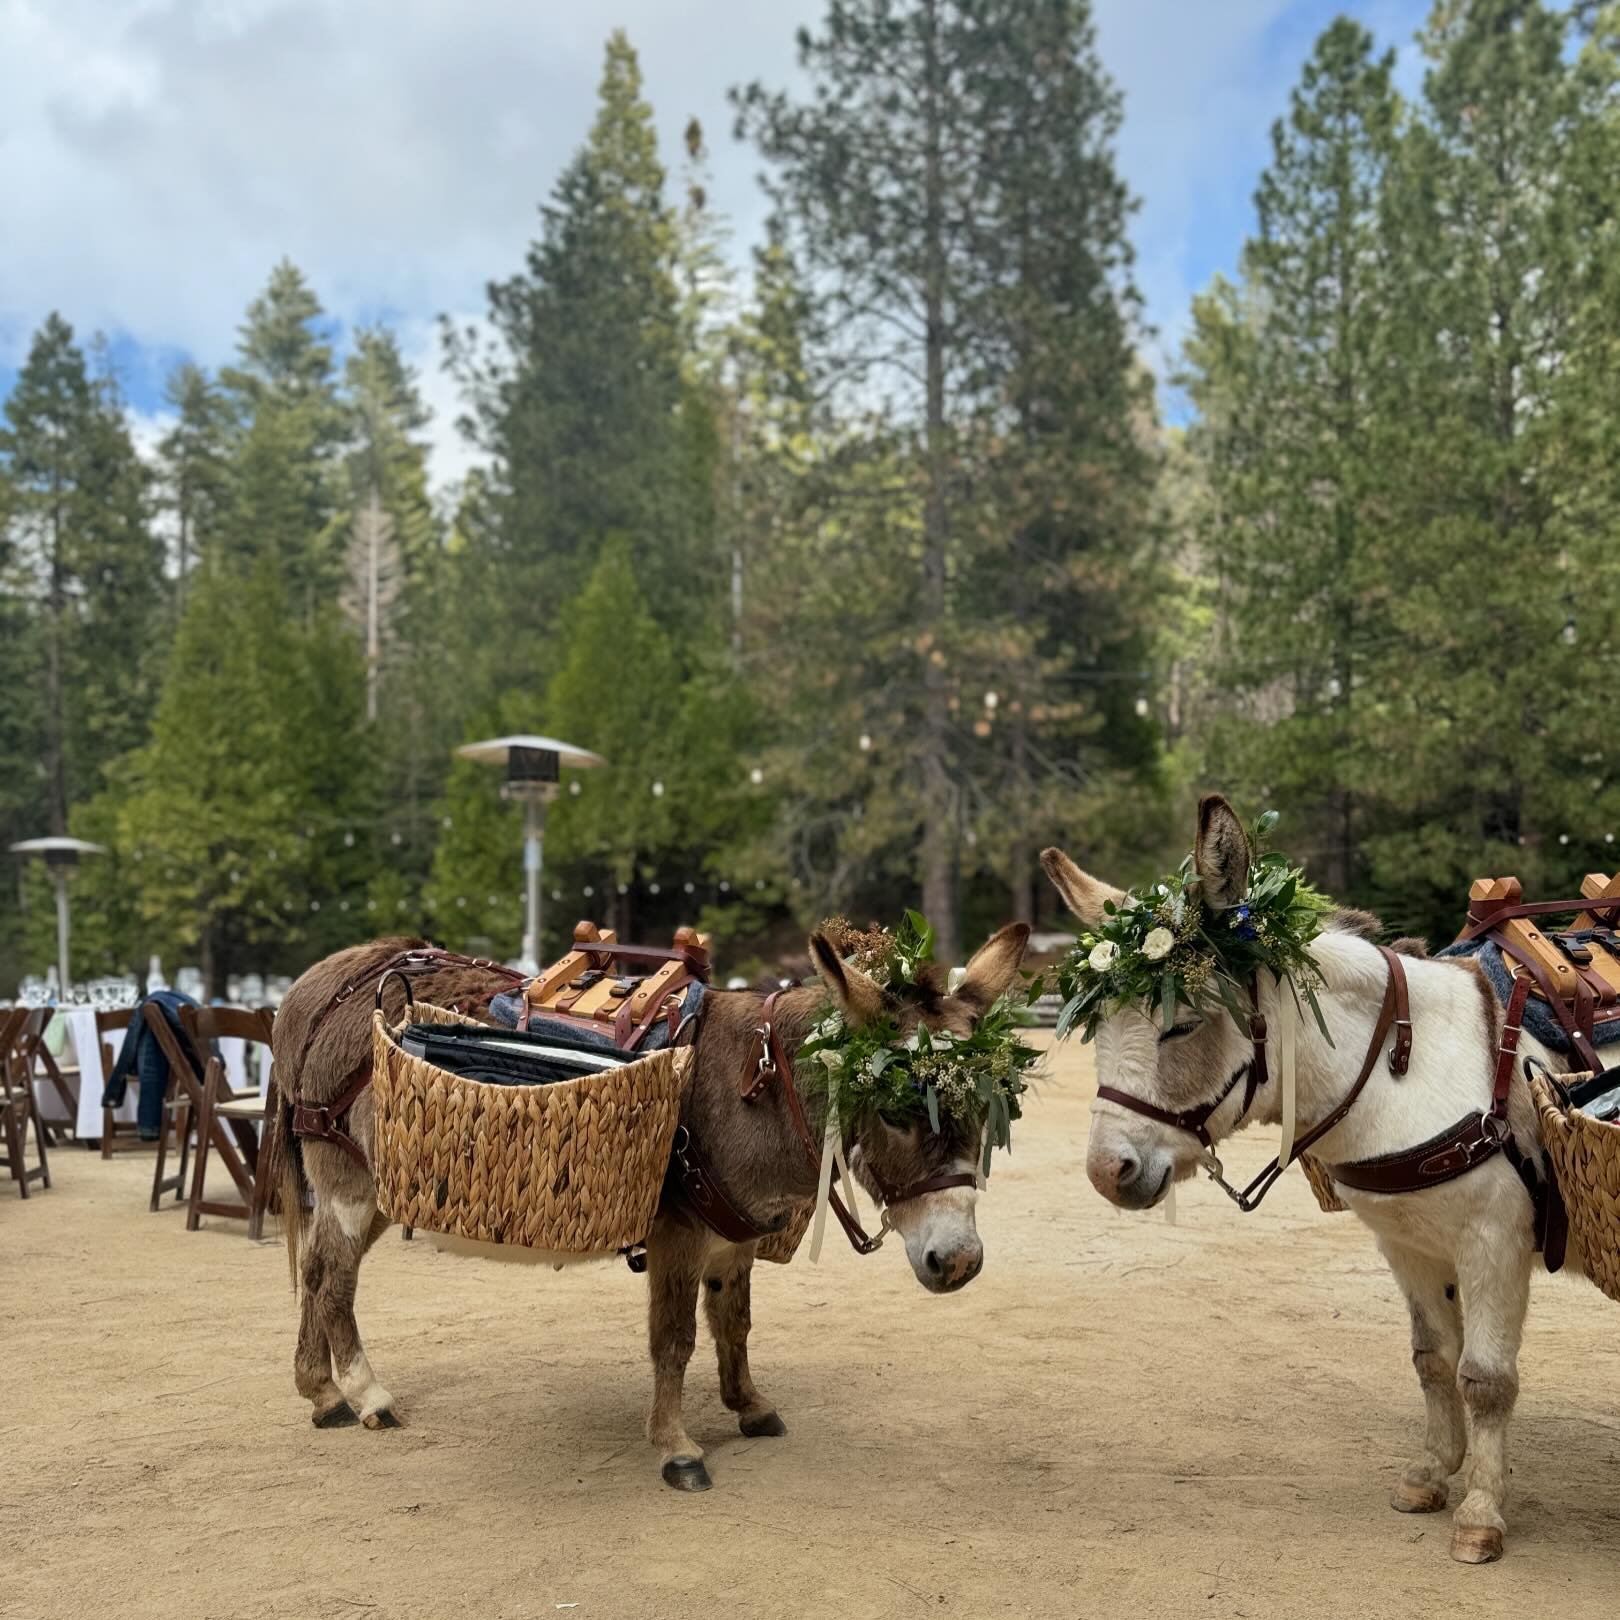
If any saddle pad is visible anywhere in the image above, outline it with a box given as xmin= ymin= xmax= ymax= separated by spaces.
xmin=399 ymin=1023 xmax=631 ymax=1087
xmin=486 ymin=979 xmax=707 ymax=1052
xmin=1438 ymin=939 xmax=1620 ymax=1054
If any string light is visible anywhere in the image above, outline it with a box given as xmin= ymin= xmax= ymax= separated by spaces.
xmin=390 ymin=832 xmax=401 ymax=847
xmin=858 ymin=733 xmax=872 ymax=752
xmin=750 ymin=767 xmax=764 ymax=785
xmin=618 ymin=883 xmax=629 ymax=895
xmin=651 ymin=781 xmax=665 ymax=798
xmin=1560 ymin=833 xmax=1571 ymax=846
xmin=442 ymin=815 xmax=453 ymax=830
xmin=649 ymin=882 xmax=661 ymax=895
xmin=551 ymin=888 xmax=563 ymax=901
xmin=719 ymin=880 xmax=730 ymax=893
xmin=684 ymin=881 xmax=695 ymax=894
xmin=1134 ymin=694 xmax=1150 ymax=719
xmin=569 ymin=780 xmax=582 ymax=796
xmin=310 ymin=900 xmax=320 ymax=912
xmin=984 ymin=691 xmax=998 ymax=711
xmin=583 ymin=884 xmax=595 ymax=898
xmin=343 ymin=831 xmax=355 ymax=847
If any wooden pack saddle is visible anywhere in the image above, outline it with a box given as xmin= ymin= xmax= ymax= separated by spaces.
xmin=514 ymin=921 xmax=712 ymax=1049
xmin=1461 ymin=870 xmax=1620 ymax=1067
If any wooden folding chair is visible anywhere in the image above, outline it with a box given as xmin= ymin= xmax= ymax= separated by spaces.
xmin=181 ymin=1006 xmax=281 ymax=1239
xmin=95 ymin=1009 xmax=147 ymax=1157
xmin=1 ymin=1009 xmax=51 ymax=1197
xmin=18 ymin=1009 xmax=79 ymax=1144
xmin=140 ymin=1004 xmax=203 ymax=1211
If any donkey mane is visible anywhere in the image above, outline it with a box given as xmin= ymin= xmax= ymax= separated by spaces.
xmin=1325 ymin=906 xmax=1429 ymax=960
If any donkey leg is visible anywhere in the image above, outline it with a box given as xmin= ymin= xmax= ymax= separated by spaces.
xmin=311 ymin=1193 xmax=401 ymax=1431
xmin=1449 ymin=1234 xmax=1532 ymax=1563
xmin=294 ymin=1268 xmax=353 ymax=1428
xmin=704 ymin=1248 xmax=784 ymax=1439
xmin=1381 ymin=1242 xmax=1464 ymax=1513
xmin=646 ymin=1221 xmax=709 ymax=1490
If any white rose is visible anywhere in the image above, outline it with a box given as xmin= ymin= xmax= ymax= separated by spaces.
xmin=1088 ymin=940 xmax=1119 ymax=972
xmin=1142 ymin=927 xmax=1175 ymax=962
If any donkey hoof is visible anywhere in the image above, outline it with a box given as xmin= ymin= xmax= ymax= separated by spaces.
xmin=740 ymin=1411 xmax=787 ymax=1438
xmin=1451 ymin=1524 xmax=1504 ymax=1564
xmin=362 ymin=1407 xmax=403 ymax=1430
xmin=312 ymin=1401 xmax=358 ymax=1429
xmin=1391 ymin=1478 xmax=1448 ymax=1513
xmin=662 ymin=1456 xmax=712 ymax=1492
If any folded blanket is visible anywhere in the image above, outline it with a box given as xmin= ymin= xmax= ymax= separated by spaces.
xmin=486 ymin=980 xmax=706 ymax=1051
xmin=1437 ymin=938 xmax=1620 ymax=1053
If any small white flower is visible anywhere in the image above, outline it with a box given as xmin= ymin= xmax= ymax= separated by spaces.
xmin=1088 ymin=940 xmax=1119 ymax=972
xmin=1142 ymin=927 xmax=1175 ymax=962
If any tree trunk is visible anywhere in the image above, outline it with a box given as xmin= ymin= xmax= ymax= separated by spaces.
xmin=45 ymin=472 xmax=68 ymax=835
xmin=1008 ymin=704 xmax=1033 ymax=924
xmin=919 ymin=0 xmax=958 ymax=964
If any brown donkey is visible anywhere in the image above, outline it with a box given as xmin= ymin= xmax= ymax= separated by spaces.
xmin=273 ymin=922 xmax=1028 ymax=1489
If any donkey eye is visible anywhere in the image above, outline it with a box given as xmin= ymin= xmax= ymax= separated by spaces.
xmin=1158 ymin=1020 xmax=1201 ymax=1044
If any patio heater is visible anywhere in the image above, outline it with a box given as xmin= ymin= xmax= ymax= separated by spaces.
xmin=455 ymin=734 xmax=606 ymax=972
xmin=10 ymin=836 xmax=106 ymax=992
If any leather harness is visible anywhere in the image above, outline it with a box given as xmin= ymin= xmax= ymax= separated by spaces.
xmin=289 ymin=948 xmax=526 ymax=1169
xmin=291 ymin=952 xmax=974 ymax=1258
xmin=1096 ymin=944 xmax=1569 ymax=1263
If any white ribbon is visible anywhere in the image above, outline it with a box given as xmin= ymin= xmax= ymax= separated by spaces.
xmin=808 ymin=1098 xmax=840 ymax=1264
xmin=1275 ymin=973 xmax=1300 ymax=1171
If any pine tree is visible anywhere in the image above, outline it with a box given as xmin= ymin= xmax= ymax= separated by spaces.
xmin=0 ymin=314 xmax=160 ymax=827
xmin=457 ymin=31 xmax=708 ymax=660
xmin=734 ymin=0 xmax=1156 ymax=956
xmin=158 ymin=362 xmax=234 ymax=604
xmin=119 ymin=558 xmax=376 ymax=993
xmin=340 ymin=327 xmax=435 ymax=722
xmin=220 ymin=260 xmax=345 ymax=611
xmin=1183 ymin=17 xmax=1401 ymax=896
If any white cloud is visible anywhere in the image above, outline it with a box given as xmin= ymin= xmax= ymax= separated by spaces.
xmin=2 ymin=0 xmax=1427 ymax=471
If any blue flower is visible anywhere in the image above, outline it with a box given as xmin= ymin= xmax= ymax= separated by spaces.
xmin=1236 ymin=924 xmax=1259 ymax=941
xmin=1231 ymin=905 xmax=1252 ymax=924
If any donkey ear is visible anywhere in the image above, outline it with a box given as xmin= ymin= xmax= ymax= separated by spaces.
xmin=954 ymin=922 xmax=1030 ymax=1015
xmin=1040 ymin=848 xmax=1124 ymax=928
xmin=1195 ymin=794 xmax=1251 ymax=909
xmin=808 ymin=931 xmax=886 ymax=1025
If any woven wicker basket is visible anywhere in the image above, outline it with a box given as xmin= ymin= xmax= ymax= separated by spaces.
xmin=756 ymin=1201 xmax=814 ymax=1265
xmin=370 ymin=1004 xmax=691 ymax=1253
xmin=1299 ymin=1152 xmax=1348 ymax=1214
xmin=1528 ymin=1070 xmax=1620 ymax=1304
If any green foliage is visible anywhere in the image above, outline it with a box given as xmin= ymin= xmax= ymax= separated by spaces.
xmin=794 ymin=912 xmax=1037 ymax=1174
xmin=1052 ymin=812 xmax=1335 ymax=1042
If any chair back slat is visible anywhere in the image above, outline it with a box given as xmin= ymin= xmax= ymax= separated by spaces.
xmin=185 ymin=1006 xmax=275 ymax=1049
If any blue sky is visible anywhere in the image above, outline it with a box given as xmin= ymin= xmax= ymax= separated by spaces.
xmin=0 ymin=0 xmax=1431 ymax=484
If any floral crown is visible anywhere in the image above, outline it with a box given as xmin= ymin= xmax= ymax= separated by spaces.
xmin=1052 ymin=811 xmax=1335 ymax=1042
xmin=796 ymin=911 xmax=1038 ymax=1178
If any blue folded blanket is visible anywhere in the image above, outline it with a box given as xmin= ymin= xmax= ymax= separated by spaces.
xmin=487 ymin=980 xmax=706 ymax=1051
xmin=1437 ymin=939 xmax=1620 ymax=1053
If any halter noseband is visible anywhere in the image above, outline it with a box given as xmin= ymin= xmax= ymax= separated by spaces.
xmin=1092 ymin=950 xmax=1411 ymax=1212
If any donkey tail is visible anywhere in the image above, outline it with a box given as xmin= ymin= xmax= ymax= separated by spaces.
xmin=280 ymin=1092 xmax=309 ymax=1295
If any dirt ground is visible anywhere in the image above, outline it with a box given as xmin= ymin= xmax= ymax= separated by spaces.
xmin=5 ymin=1034 xmax=1619 ymax=1620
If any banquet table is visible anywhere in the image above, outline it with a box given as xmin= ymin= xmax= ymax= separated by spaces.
xmin=38 ymin=1007 xmax=273 ymax=1141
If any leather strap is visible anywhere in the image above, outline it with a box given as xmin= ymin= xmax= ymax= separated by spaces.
xmin=289 ymin=948 xmax=523 ymax=1167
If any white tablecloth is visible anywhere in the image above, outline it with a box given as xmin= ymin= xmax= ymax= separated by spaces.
xmin=46 ymin=1007 xmax=271 ymax=1138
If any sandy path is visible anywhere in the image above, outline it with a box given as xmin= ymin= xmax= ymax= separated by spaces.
xmin=5 ymin=1036 xmax=1619 ymax=1620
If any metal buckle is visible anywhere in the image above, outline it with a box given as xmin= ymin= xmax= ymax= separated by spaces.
xmin=754 ymin=1023 xmax=777 ymax=1078
xmin=1479 ymin=1110 xmax=1511 ymax=1145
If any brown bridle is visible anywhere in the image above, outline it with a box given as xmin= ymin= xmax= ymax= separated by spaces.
xmin=738 ymin=990 xmax=979 ymax=1255
xmin=1094 ymin=947 xmax=1413 ymax=1213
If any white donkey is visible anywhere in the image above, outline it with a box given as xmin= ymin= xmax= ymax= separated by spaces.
xmin=1043 ymin=795 xmax=1572 ymax=1565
